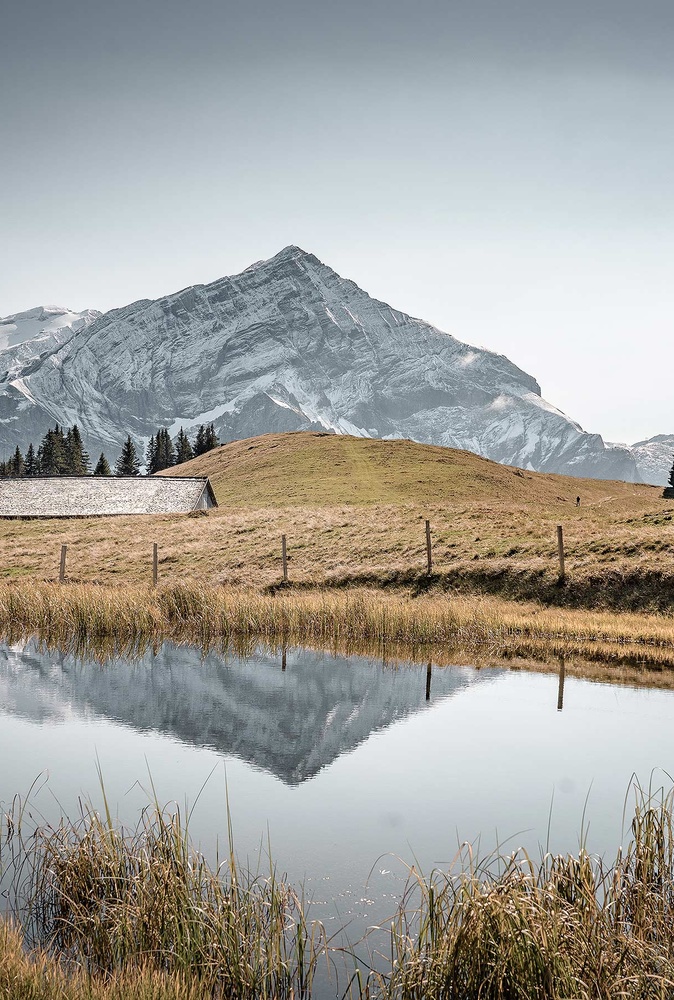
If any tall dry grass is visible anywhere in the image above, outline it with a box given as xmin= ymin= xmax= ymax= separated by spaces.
xmin=365 ymin=783 xmax=674 ymax=999
xmin=3 ymin=793 xmax=324 ymax=1000
xmin=5 ymin=784 xmax=674 ymax=998
xmin=1 ymin=582 xmax=674 ymax=670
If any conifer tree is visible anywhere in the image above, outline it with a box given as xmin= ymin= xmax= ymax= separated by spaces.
xmin=94 ymin=452 xmax=112 ymax=476
xmin=24 ymin=443 xmax=37 ymax=477
xmin=205 ymin=423 xmax=218 ymax=451
xmin=153 ymin=428 xmax=175 ymax=471
xmin=668 ymin=455 xmax=674 ymax=489
xmin=39 ymin=425 xmax=68 ymax=475
xmin=146 ymin=435 xmax=157 ymax=474
xmin=193 ymin=424 xmax=207 ymax=457
xmin=66 ymin=424 xmax=90 ymax=475
xmin=115 ymin=436 xmax=141 ymax=476
xmin=11 ymin=446 xmax=24 ymax=478
xmin=175 ymin=427 xmax=193 ymax=465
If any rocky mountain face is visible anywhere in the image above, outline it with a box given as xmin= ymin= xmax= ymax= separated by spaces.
xmin=0 ymin=249 xmax=640 ymax=480
xmin=629 ymin=435 xmax=674 ymax=486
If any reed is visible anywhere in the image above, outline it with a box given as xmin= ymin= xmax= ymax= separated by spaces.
xmin=364 ymin=783 xmax=674 ymax=999
xmin=2 ymin=582 xmax=674 ymax=670
xmin=2 ymin=796 xmax=324 ymax=1000
xmin=5 ymin=784 xmax=674 ymax=998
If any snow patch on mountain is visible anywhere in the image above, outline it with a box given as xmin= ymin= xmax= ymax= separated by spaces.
xmin=0 ymin=306 xmax=100 ymax=350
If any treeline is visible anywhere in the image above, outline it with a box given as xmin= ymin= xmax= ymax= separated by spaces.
xmin=146 ymin=423 xmax=218 ymax=474
xmin=0 ymin=422 xmax=219 ymax=478
xmin=0 ymin=424 xmax=94 ymax=478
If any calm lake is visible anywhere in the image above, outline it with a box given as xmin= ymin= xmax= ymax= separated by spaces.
xmin=1 ymin=640 xmax=673 ymax=986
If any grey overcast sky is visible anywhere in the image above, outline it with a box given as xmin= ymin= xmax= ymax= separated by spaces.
xmin=2 ymin=0 xmax=672 ymax=444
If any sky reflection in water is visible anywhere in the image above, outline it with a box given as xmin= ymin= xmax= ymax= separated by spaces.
xmin=1 ymin=640 xmax=673 ymax=936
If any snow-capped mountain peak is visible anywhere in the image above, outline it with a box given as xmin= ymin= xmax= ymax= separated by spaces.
xmin=0 ymin=251 xmax=641 ymax=481
xmin=0 ymin=305 xmax=101 ymax=350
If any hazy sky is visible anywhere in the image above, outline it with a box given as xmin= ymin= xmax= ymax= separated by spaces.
xmin=2 ymin=0 xmax=673 ymax=444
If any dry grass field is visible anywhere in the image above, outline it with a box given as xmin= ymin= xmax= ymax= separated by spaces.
xmin=0 ymin=432 xmax=670 ymax=611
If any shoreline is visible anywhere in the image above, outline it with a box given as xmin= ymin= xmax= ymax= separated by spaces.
xmin=1 ymin=581 xmax=674 ymax=674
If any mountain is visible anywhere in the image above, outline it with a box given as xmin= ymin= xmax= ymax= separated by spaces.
xmin=0 ymin=249 xmax=638 ymax=480
xmin=0 ymin=641 xmax=490 ymax=785
xmin=0 ymin=305 xmax=100 ymax=351
xmin=0 ymin=306 xmax=101 ymax=415
xmin=629 ymin=435 xmax=674 ymax=486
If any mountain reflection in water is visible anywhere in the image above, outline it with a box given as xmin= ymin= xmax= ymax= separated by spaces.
xmin=0 ymin=643 xmax=496 ymax=784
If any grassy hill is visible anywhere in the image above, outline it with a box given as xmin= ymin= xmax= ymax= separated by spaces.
xmin=164 ymin=431 xmax=658 ymax=508
xmin=0 ymin=432 xmax=670 ymax=611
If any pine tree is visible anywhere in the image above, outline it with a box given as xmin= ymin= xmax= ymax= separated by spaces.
xmin=94 ymin=452 xmax=112 ymax=476
xmin=205 ymin=423 xmax=218 ymax=451
xmin=175 ymin=427 xmax=193 ymax=465
xmin=668 ymin=456 xmax=674 ymax=489
xmin=146 ymin=435 xmax=157 ymax=474
xmin=11 ymin=446 xmax=24 ymax=477
xmin=115 ymin=436 xmax=141 ymax=476
xmin=65 ymin=424 xmax=90 ymax=475
xmin=153 ymin=428 xmax=175 ymax=471
xmin=24 ymin=443 xmax=37 ymax=477
xmin=39 ymin=425 xmax=67 ymax=475
xmin=193 ymin=424 xmax=207 ymax=457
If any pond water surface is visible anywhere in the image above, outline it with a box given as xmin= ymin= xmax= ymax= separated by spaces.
xmin=1 ymin=641 xmax=673 ymax=987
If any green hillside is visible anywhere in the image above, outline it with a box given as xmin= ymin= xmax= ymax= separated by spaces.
xmin=165 ymin=431 xmax=657 ymax=508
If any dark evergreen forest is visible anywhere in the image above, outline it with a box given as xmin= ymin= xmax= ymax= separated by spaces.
xmin=0 ymin=423 xmax=219 ymax=478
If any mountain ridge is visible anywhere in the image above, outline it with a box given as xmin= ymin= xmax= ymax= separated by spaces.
xmin=0 ymin=247 xmax=652 ymax=481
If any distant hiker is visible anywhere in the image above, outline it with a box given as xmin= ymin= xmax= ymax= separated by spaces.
xmin=576 ymin=496 xmax=580 ymax=507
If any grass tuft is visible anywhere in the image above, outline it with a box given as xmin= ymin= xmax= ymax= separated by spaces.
xmin=3 ymin=797 xmax=324 ymax=1000
xmin=5 ymin=784 xmax=674 ymax=997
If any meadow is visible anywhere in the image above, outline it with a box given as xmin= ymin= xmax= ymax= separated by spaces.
xmin=0 ymin=432 xmax=669 ymax=612
xmin=0 ymin=431 xmax=672 ymax=673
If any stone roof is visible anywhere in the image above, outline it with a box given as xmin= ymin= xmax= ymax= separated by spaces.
xmin=0 ymin=476 xmax=217 ymax=518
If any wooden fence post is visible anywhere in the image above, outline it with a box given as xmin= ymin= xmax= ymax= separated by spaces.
xmin=557 ymin=525 xmax=565 ymax=581
xmin=426 ymin=662 xmax=432 ymax=701
xmin=282 ymin=648 xmax=287 ymax=672
xmin=152 ymin=543 xmax=158 ymax=587
xmin=425 ymin=520 xmax=432 ymax=575
xmin=59 ymin=544 xmax=67 ymax=583
xmin=282 ymin=535 xmax=288 ymax=583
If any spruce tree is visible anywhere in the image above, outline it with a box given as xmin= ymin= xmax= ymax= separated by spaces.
xmin=94 ymin=452 xmax=112 ymax=476
xmin=205 ymin=423 xmax=218 ymax=451
xmin=193 ymin=424 xmax=207 ymax=457
xmin=66 ymin=424 xmax=90 ymax=475
xmin=668 ymin=456 xmax=674 ymax=489
xmin=146 ymin=435 xmax=157 ymax=475
xmin=11 ymin=446 xmax=24 ymax=478
xmin=24 ymin=443 xmax=37 ymax=477
xmin=175 ymin=427 xmax=193 ymax=465
xmin=164 ymin=428 xmax=176 ymax=468
xmin=153 ymin=428 xmax=175 ymax=471
xmin=39 ymin=425 xmax=67 ymax=475
xmin=115 ymin=436 xmax=141 ymax=476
